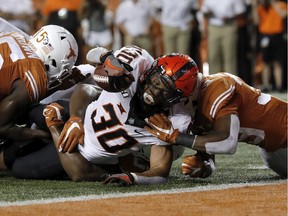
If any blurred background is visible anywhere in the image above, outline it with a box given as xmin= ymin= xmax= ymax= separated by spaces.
xmin=0 ymin=0 xmax=286 ymax=93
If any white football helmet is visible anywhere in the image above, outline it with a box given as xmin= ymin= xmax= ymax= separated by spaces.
xmin=28 ymin=25 xmax=78 ymax=89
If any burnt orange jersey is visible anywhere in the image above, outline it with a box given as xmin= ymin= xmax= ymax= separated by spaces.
xmin=0 ymin=32 xmax=47 ymax=103
xmin=194 ymin=73 xmax=287 ymax=152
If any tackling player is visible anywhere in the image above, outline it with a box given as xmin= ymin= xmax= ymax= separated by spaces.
xmin=43 ymin=45 xmax=198 ymax=185
xmin=0 ymin=23 xmax=86 ymax=171
xmin=145 ymin=72 xmax=287 ymax=179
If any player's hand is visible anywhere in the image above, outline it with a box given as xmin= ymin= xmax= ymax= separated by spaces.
xmin=144 ymin=113 xmax=180 ymax=144
xmin=70 ymin=67 xmax=91 ymax=83
xmin=200 ymin=159 xmax=216 ymax=178
xmin=86 ymin=46 xmax=109 ymax=64
xmin=102 ymin=173 xmax=135 ymax=186
xmin=60 ymin=67 xmax=90 ymax=89
xmin=103 ymin=54 xmax=134 ymax=81
xmin=47 ymin=67 xmax=90 ymax=91
xmin=57 ymin=116 xmax=84 ymax=153
xmin=182 ymin=154 xmax=215 ymax=178
xmin=43 ymin=102 xmax=64 ymax=128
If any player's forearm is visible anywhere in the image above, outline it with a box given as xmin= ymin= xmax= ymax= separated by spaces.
xmin=48 ymin=125 xmax=102 ymax=182
xmin=69 ymin=84 xmax=100 ymax=117
xmin=175 ymin=131 xmax=238 ymax=154
xmin=175 ymin=115 xmax=240 ymax=154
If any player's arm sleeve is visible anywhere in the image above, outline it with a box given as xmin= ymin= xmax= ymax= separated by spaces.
xmin=169 ymin=102 xmax=191 ymax=133
xmin=197 ymin=114 xmax=239 ymax=154
xmin=175 ymin=114 xmax=240 ymax=155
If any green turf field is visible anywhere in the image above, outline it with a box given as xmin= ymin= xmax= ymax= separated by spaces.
xmin=0 ymin=143 xmax=281 ymax=203
xmin=0 ymin=92 xmax=286 ymax=204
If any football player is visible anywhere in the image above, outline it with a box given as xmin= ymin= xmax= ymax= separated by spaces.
xmin=145 ymin=72 xmax=287 ymax=179
xmin=44 ymin=45 xmax=198 ymax=185
xmin=0 ymin=24 xmax=84 ymax=171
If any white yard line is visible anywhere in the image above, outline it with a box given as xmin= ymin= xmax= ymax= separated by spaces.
xmin=0 ymin=180 xmax=286 ymax=207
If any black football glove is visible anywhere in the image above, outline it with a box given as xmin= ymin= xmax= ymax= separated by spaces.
xmin=102 ymin=173 xmax=135 ymax=186
xmin=196 ymin=152 xmax=216 ymax=178
xmin=200 ymin=159 xmax=215 ymax=178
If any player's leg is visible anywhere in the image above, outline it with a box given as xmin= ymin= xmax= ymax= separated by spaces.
xmin=0 ymin=138 xmax=47 ymax=171
xmin=222 ymin=25 xmax=237 ymax=74
xmin=162 ymin=25 xmax=177 ymax=54
xmin=177 ymin=25 xmax=192 ymax=55
xmin=259 ymin=147 xmax=287 ymax=178
xmin=0 ymin=139 xmax=12 ymax=170
xmin=12 ymin=141 xmax=66 ymax=179
xmin=0 ymin=100 xmax=69 ymax=173
xmin=207 ymin=25 xmax=222 ymax=73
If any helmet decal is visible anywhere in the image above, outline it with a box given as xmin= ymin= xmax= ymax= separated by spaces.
xmin=172 ymin=61 xmax=196 ymax=81
xmin=67 ymin=40 xmax=77 ymax=60
xmin=28 ymin=25 xmax=79 ymax=90
xmin=42 ymin=42 xmax=54 ymax=55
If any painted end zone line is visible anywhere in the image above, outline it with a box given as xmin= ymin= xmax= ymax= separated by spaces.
xmin=0 ymin=180 xmax=286 ymax=207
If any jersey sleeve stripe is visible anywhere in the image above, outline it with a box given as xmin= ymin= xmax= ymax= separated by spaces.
xmin=210 ymin=85 xmax=235 ymax=118
xmin=25 ymin=71 xmax=39 ymax=101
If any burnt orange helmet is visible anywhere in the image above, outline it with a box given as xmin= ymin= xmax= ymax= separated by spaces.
xmin=139 ymin=53 xmax=199 ymax=107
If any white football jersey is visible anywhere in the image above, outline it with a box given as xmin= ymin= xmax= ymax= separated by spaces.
xmin=78 ymin=46 xmax=191 ymax=164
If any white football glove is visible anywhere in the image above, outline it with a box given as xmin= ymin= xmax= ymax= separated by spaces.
xmin=86 ymin=47 xmax=109 ymax=64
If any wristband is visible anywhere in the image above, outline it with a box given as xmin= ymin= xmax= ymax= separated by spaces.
xmin=175 ymin=133 xmax=196 ymax=149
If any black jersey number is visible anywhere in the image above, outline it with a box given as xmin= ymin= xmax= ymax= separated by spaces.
xmin=90 ymin=103 xmax=138 ymax=153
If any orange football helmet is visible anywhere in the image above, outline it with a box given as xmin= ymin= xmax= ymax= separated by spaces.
xmin=140 ymin=53 xmax=199 ymax=107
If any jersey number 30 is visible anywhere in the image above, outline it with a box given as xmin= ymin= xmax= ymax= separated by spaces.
xmin=90 ymin=103 xmax=138 ymax=153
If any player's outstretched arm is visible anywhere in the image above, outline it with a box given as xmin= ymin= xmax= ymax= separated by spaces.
xmin=103 ymin=145 xmax=173 ymax=186
xmin=145 ymin=113 xmax=239 ymax=155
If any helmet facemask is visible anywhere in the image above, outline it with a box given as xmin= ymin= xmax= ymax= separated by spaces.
xmin=45 ymin=56 xmax=74 ymax=90
xmin=141 ymin=64 xmax=184 ymax=108
xmin=138 ymin=53 xmax=199 ymax=109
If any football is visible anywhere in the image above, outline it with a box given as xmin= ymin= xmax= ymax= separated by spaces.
xmin=93 ymin=64 xmax=111 ymax=91
xmin=93 ymin=64 xmax=134 ymax=92
xmin=181 ymin=154 xmax=205 ymax=178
